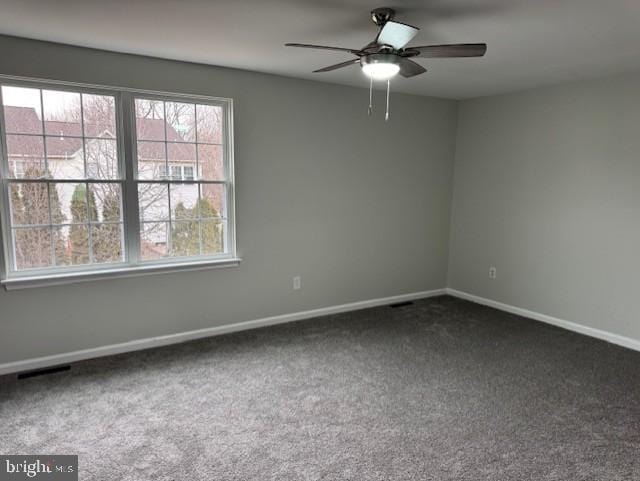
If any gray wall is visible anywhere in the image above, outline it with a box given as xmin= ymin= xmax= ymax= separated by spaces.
xmin=449 ymin=72 xmax=640 ymax=341
xmin=0 ymin=36 xmax=458 ymax=364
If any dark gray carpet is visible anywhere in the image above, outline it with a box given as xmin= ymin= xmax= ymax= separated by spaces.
xmin=1 ymin=296 xmax=639 ymax=480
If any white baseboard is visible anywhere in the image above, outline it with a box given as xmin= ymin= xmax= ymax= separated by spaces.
xmin=0 ymin=288 xmax=446 ymax=376
xmin=446 ymin=288 xmax=640 ymax=353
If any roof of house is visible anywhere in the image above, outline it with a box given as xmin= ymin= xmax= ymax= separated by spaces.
xmin=4 ymin=106 xmax=195 ymax=161
xmin=4 ymin=105 xmax=42 ymax=135
xmin=136 ymin=117 xmax=186 ymax=143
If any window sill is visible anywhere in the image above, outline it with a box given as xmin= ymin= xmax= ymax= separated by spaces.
xmin=1 ymin=257 xmax=242 ymax=290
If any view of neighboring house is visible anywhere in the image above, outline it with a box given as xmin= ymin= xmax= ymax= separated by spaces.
xmin=5 ymin=104 xmax=215 ymax=180
xmin=4 ymin=102 xmax=224 ymax=262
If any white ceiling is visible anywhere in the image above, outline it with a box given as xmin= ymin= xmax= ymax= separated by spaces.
xmin=1 ymin=0 xmax=640 ymax=99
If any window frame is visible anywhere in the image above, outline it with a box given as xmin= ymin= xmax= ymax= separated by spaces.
xmin=0 ymin=75 xmax=238 ymax=289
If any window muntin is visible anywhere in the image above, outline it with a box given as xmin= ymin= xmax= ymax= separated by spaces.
xmin=0 ymin=78 xmax=235 ymax=280
xmin=133 ymin=97 xmax=228 ymax=262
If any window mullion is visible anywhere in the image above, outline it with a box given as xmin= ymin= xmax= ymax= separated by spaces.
xmin=39 ymin=90 xmax=49 ymax=177
xmin=194 ymin=104 xmax=200 ymax=180
xmin=79 ymin=93 xmax=88 ymax=178
xmin=197 ymin=183 xmax=203 ymax=255
xmin=167 ymin=182 xmax=173 ymax=255
xmin=224 ymin=102 xmax=235 ymax=255
xmin=0 ymin=86 xmax=14 ymax=275
xmin=120 ymin=91 xmax=141 ymax=266
xmin=86 ymin=181 xmax=94 ymax=264
xmin=47 ymin=182 xmax=55 ymax=266
xmin=163 ymin=101 xmax=173 ymax=257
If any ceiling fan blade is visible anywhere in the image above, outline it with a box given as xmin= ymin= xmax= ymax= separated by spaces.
xmin=376 ymin=21 xmax=419 ymax=50
xmin=313 ymin=59 xmax=360 ymax=73
xmin=405 ymin=43 xmax=487 ymax=58
xmin=285 ymin=43 xmax=362 ymax=55
xmin=398 ymin=58 xmax=427 ymax=78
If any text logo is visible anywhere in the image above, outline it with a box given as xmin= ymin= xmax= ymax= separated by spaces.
xmin=0 ymin=456 xmax=77 ymax=480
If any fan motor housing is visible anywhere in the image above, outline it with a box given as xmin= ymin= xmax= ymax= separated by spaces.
xmin=360 ymin=53 xmax=400 ymax=68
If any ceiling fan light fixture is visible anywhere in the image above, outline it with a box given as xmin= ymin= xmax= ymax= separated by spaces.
xmin=362 ymin=62 xmax=400 ymax=80
xmin=361 ymin=54 xmax=400 ymax=80
xmin=285 ymin=7 xmax=488 ymax=120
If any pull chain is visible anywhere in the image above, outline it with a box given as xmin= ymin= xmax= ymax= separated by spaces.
xmin=385 ymin=79 xmax=390 ymax=122
xmin=368 ymin=76 xmax=373 ymax=116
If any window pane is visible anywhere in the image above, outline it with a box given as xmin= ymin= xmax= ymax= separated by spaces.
xmin=200 ymin=184 xmax=225 ymax=218
xmin=196 ymin=104 xmax=223 ymax=144
xmin=170 ymin=221 xmax=199 ymax=257
xmin=170 ymin=165 xmax=182 ymax=181
xmin=54 ymin=225 xmax=90 ymax=266
xmin=92 ymin=223 xmax=123 ymax=263
xmin=9 ymin=182 xmax=50 ymax=226
xmin=201 ymin=219 xmax=224 ymax=255
xmin=46 ymin=136 xmax=84 ymax=179
xmin=6 ymin=134 xmax=46 ymax=178
xmin=135 ymin=99 xmax=165 ymax=141
xmin=43 ymin=90 xmax=82 ymax=137
xmin=85 ymin=138 xmax=118 ymax=179
xmin=168 ymin=142 xmax=196 ymax=165
xmin=170 ymin=184 xmax=198 ymax=220
xmin=89 ymin=183 xmax=122 ymax=222
xmin=137 ymin=141 xmax=165 ymax=179
xmin=138 ymin=183 xmax=169 ymax=221
xmin=82 ymin=94 xmax=116 ymax=137
xmin=165 ymin=102 xmax=195 ymax=142
xmin=140 ymin=222 xmax=169 ymax=260
xmin=13 ymin=227 xmax=52 ymax=269
xmin=50 ymin=182 xmax=85 ymax=224
xmin=197 ymin=144 xmax=224 ymax=180
xmin=2 ymin=86 xmax=43 ymax=135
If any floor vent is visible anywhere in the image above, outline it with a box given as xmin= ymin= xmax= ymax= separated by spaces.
xmin=389 ymin=301 xmax=414 ymax=308
xmin=17 ymin=365 xmax=71 ymax=380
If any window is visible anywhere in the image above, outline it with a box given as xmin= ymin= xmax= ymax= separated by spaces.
xmin=0 ymin=78 xmax=236 ymax=285
xmin=134 ymin=97 xmax=229 ymax=261
xmin=9 ymin=160 xmax=25 ymax=178
xmin=159 ymin=165 xmax=196 ymax=181
xmin=1 ymin=85 xmax=124 ymax=271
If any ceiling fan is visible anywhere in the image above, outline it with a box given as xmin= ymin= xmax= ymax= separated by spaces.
xmin=285 ymin=7 xmax=487 ymax=120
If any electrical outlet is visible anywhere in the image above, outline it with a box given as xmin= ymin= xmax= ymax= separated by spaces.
xmin=293 ymin=276 xmax=301 ymax=290
xmin=489 ymin=267 xmax=497 ymax=279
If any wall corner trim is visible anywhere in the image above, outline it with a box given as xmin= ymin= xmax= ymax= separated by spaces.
xmin=446 ymin=288 xmax=640 ymax=353
xmin=0 ymin=288 xmax=446 ymax=376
